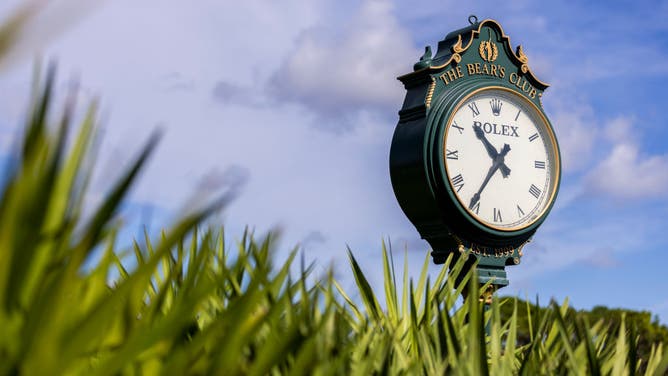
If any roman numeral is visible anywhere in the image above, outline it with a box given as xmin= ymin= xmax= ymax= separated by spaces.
xmin=468 ymin=102 xmax=480 ymax=117
xmin=529 ymin=184 xmax=541 ymax=199
xmin=493 ymin=208 xmax=502 ymax=222
xmin=451 ymin=174 xmax=464 ymax=193
xmin=471 ymin=201 xmax=480 ymax=215
xmin=514 ymin=109 xmax=521 ymax=121
xmin=534 ymin=160 xmax=545 ymax=169
xmin=451 ymin=120 xmax=464 ymax=134
xmin=517 ymin=205 xmax=525 ymax=217
xmin=529 ymin=133 xmax=539 ymax=142
xmin=446 ymin=149 xmax=459 ymax=160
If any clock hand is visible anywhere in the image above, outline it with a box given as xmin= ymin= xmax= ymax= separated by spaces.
xmin=473 ymin=125 xmax=498 ymax=160
xmin=473 ymin=124 xmax=511 ymax=177
xmin=468 ymin=143 xmax=512 ymax=210
xmin=473 ymin=125 xmax=510 ymax=178
xmin=473 ymin=124 xmax=498 ymax=160
xmin=499 ymin=143 xmax=511 ymax=157
xmin=499 ymin=164 xmax=511 ymax=178
xmin=469 ymin=163 xmax=498 ymax=210
xmin=498 ymin=144 xmax=511 ymax=178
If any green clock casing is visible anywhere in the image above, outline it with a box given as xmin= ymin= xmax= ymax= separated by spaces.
xmin=389 ymin=18 xmax=561 ymax=279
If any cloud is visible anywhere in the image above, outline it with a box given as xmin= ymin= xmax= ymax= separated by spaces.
xmin=584 ymin=117 xmax=668 ymax=199
xmin=212 ymin=81 xmax=255 ymax=106
xmin=603 ymin=116 xmax=635 ymax=144
xmin=585 ymin=144 xmax=668 ymax=199
xmin=514 ymin=211 xmax=644 ymax=281
xmin=195 ymin=165 xmax=249 ymax=194
xmin=159 ymin=72 xmax=195 ymax=92
xmin=301 ymin=230 xmax=327 ymax=248
xmin=546 ymin=99 xmax=598 ymax=173
xmin=389 ymin=235 xmax=429 ymax=254
xmin=268 ymin=0 xmax=418 ymax=128
xmin=582 ymin=247 xmax=619 ymax=269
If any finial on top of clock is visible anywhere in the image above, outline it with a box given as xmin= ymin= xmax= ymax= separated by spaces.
xmin=413 ymin=46 xmax=433 ymax=71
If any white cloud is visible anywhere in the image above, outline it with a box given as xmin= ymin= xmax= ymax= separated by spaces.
xmin=582 ymin=247 xmax=619 ymax=269
xmin=603 ymin=116 xmax=635 ymax=143
xmin=269 ymin=0 xmax=418 ymax=121
xmin=586 ymin=144 xmax=668 ymax=199
xmin=546 ymin=99 xmax=598 ymax=173
xmin=585 ymin=117 xmax=668 ymax=199
xmin=511 ymin=209 xmax=651 ymax=281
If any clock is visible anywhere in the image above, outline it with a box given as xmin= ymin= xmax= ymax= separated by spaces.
xmin=389 ymin=18 xmax=561 ymax=277
xmin=443 ymin=86 xmax=559 ymax=232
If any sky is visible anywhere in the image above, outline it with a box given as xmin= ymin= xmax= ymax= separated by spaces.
xmin=1 ymin=0 xmax=667 ymax=324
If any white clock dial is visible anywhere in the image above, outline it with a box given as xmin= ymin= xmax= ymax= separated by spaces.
xmin=443 ymin=87 xmax=559 ymax=230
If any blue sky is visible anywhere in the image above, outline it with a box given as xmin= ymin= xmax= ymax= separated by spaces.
xmin=1 ymin=0 xmax=667 ymax=323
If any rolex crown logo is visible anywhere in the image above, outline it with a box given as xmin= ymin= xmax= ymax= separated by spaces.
xmin=479 ymin=37 xmax=498 ymax=62
xmin=490 ymin=98 xmax=502 ymax=116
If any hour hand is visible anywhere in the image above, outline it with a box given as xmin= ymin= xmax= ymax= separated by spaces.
xmin=498 ymin=144 xmax=511 ymax=178
xmin=499 ymin=164 xmax=511 ymax=178
xmin=473 ymin=124 xmax=498 ymax=160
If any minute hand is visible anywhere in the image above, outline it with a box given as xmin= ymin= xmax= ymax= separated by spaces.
xmin=469 ymin=164 xmax=499 ymax=210
xmin=468 ymin=144 xmax=511 ymax=210
xmin=473 ymin=124 xmax=511 ymax=178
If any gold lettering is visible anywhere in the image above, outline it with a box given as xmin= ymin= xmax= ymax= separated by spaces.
xmin=490 ymin=64 xmax=498 ymax=77
xmin=482 ymin=63 xmax=490 ymax=75
xmin=475 ymin=63 xmax=481 ymax=74
xmin=446 ymin=69 xmax=458 ymax=83
xmin=508 ymin=72 xmax=538 ymax=97
xmin=472 ymin=243 xmax=487 ymax=255
xmin=522 ymin=80 xmax=531 ymax=92
xmin=466 ymin=64 xmax=475 ymax=75
xmin=456 ymin=66 xmax=463 ymax=78
xmin=440 ymin=73 xmax=448 ymax=84
xmin=499 ymin=66 xmax=505 ymax=78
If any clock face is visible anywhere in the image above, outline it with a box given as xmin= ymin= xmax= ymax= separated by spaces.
xmin=443 ymin=87 xmax=559 ymax=231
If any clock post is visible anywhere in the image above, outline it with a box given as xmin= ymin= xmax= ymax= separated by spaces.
xmin=390 ymin=16 xmax=560 ymax=301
